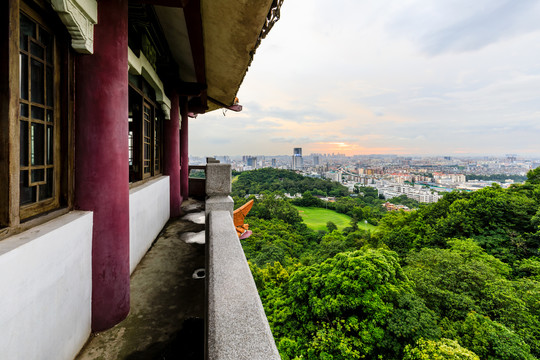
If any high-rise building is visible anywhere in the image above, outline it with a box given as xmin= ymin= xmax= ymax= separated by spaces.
xmin=506 ymin=154 xmax=517 ymax=163
xmin=216 ymin=155 xmax=231 ymax=164
xmin=292 ymin=147 xmax=303 ymax=170
xmin=313 ymin=155 xmax=320 ymax=166
xmin=246 ymin=156 xmax=257 ymax=168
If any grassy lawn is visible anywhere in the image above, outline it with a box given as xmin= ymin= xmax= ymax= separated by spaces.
xmin=294 ymin=206 xmax=378 ymax=232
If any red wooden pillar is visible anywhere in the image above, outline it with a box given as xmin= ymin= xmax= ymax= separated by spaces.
xmin=180 ymin=98 xmax=189 ymax=200
xmin=74 ymin=0 xmax=130 ymax=331
xmin=164 ymin=92 xmax=181 ymax=216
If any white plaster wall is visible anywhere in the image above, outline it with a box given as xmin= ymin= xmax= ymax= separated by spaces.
xmin=0 ymin=211 xmax=93 ymax=360
xmin=129 ymin=176 xmax=170 ymax=273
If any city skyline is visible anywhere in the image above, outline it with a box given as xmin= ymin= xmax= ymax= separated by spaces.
xmin=190 ymin=0 xmax=540 ymax=157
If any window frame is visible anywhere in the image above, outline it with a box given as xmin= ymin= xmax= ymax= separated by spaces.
xmin=142 ymin=100 xmax=153 ymax=179
xmin=18 ymin=3 xmax=61 ymax=220
xmin=128 ymin=79 xmax=163 ymax=184
xmin=0 ymin=0 xmax=73 ymax=238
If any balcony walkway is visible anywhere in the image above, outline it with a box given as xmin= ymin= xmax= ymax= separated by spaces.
xmin=76 ymin=199 xmax=206 ymax=360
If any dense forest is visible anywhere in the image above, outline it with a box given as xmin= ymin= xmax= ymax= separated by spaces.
xmin=232 ymin=168 xmax=349 ymax=198
xmin=233 ymin=167 xmax=540 ymax=360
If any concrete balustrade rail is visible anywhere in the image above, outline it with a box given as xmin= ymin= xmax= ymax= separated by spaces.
xmin=205 ymin=163 xmax=280 ymax=360
xmin=206 ymin=211 xmax=280 ymax=360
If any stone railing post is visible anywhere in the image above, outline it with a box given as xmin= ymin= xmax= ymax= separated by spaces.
xmin=205 ymin=163 xmax=233 ymax=216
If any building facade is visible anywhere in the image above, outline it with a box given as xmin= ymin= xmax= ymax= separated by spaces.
xmin=292 ymin=147 xmax=303 ymax=170
xmin=0 ymin=0 xmax=282 ymax=358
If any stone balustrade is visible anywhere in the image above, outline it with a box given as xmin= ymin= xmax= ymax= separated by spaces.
xmin=205 ymin=163 xmax=280 ymax=360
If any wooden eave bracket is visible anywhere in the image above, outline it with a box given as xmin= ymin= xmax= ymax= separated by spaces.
xmin=188 ymin=94 xmax=208 ymax=114
xmin=51 ymin=0 xmax=97 ymax=54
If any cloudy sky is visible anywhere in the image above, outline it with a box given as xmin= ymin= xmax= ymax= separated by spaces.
xmin=191 ymin=0 xmax=540 ymax=157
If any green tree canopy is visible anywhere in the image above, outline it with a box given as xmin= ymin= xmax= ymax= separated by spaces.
xmin=326 ymin=221 xmax=338 ymax=232
xmin=250 ymin=193 xmax=303 ymax=226
xmin=267 ymin=249 xmax=439 ymax=360
xmin=446 ymin=312 xmax=536 ymax=360
xmin=403 ymin=338 xmax=480 ymax=360
xmin=404 ymin=239 xmax=540 ymax=357
xmin=404 ymin=239 xmax=511 ymax=320
xmin=232 ymin=168 xmax=348 ymax=198
xmin=376 ymin=184 xmax=539 ymax=262
xmin=526 ymin=166 xmax=540 ymax=185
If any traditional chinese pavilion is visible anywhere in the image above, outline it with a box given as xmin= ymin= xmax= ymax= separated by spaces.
xmin=0 ymin=0 xmax=283 ymax=358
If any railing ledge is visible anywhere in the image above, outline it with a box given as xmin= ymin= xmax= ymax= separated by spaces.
xmin=206 ymin=210 xmax=280 ymax=360
xmin=205 ymin=163 xmax=280 ymax=360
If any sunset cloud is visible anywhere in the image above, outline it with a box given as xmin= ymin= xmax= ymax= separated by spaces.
xmin=191 ymin=0 xmax=540 ymax=157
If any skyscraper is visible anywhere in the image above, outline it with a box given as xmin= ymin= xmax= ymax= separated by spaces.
xmin=292 ymin=147 xmax=303 ymax=170
xmin=246 ymin=156 xmax=257 ymax=168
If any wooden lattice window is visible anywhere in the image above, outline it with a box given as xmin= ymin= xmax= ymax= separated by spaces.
xmin=128 ymin=79 xmax=162 ymax=183
xmin=18 ymin=5 xmax=60 ymax=219
xmin=142 ymin=101 xmax=152 ymax=178
xmin=154 ymin=108 xmax=162 ymax=174
xmin=0 ymin=1 xmax=72 ymax=233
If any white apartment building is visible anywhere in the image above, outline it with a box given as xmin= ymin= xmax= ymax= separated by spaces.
xmin=373 ymin=180 xmax=443 ymax=203
xmin=433 ymin=174 xmax=466 ymax=184
xmin=325 ymin=171 xmax=343 ymax=183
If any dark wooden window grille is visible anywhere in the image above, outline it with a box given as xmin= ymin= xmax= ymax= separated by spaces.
xmin=18 ymin=6 xmax=60 ymax=219
xmin=128 ymin=79 xmax=162 ymax=183
xmin=142 ymin=101 xmax=152 ymax=178
xmin=0 ymin=0 xmax=74 ymax=233
xmin=0 ymin=1 xmax=73 ymax=234
xmin=154 ymin=109 xmax=161 ymax=173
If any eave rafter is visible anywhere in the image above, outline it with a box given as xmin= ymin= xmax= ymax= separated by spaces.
xmin=151 ymin=0 xmax=207 ymax=114
xmin=204 ymin=0 xmax=284 ymax=112
xmin=183 ymin=0 xmax=207 ymax=114
xmin=145 ymin=0 xmax=284 ymax=115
